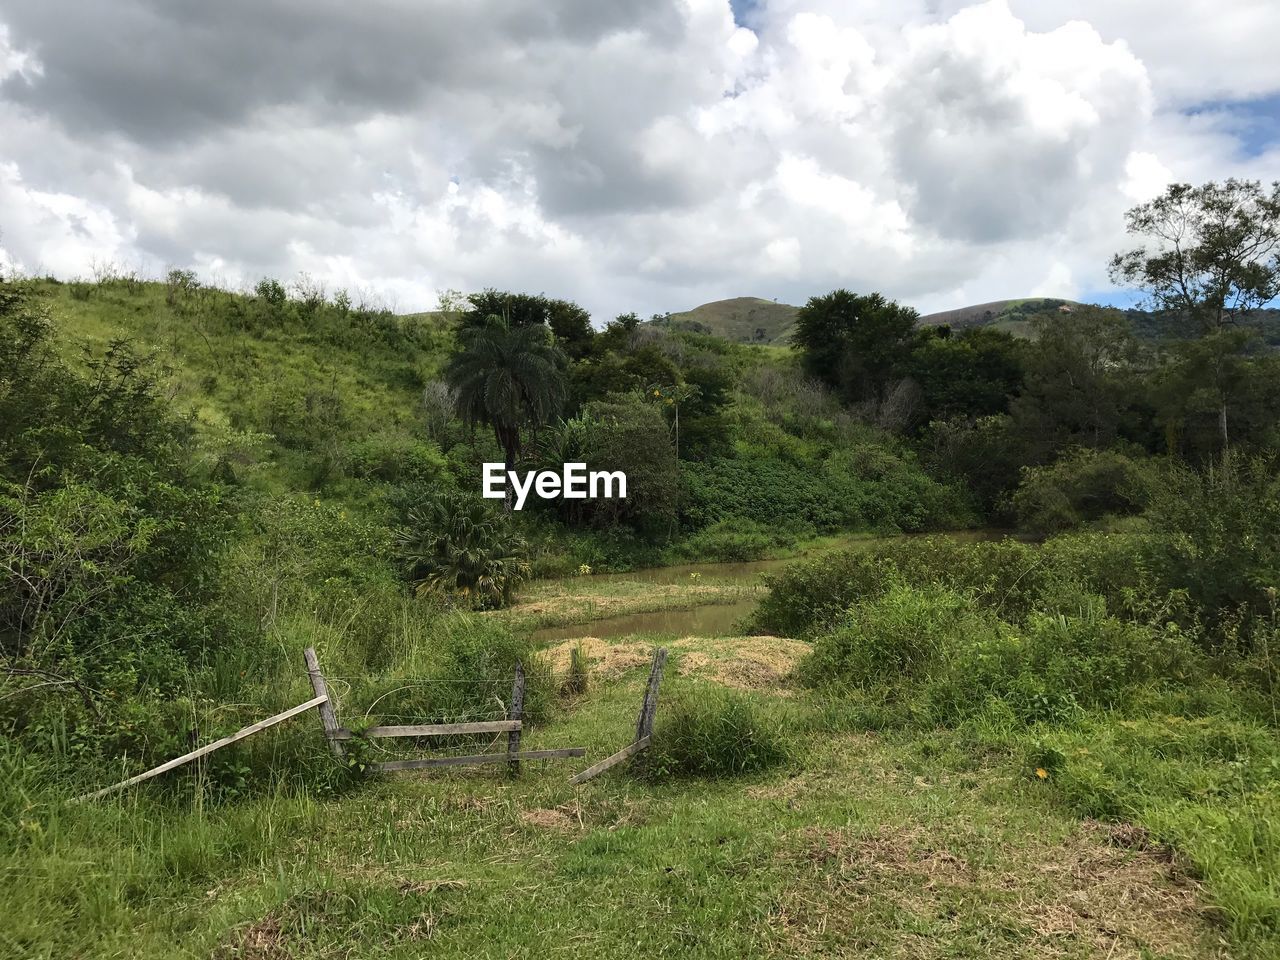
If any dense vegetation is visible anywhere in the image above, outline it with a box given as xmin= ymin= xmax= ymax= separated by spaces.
xmin=2 ymin=178 xmax=1280 ymax=956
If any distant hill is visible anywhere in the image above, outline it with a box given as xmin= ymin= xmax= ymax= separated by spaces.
xmin=918 ymin=298 xmax=1086 ymax=338
xmin=658 ymin=294 xmax=1280 ymax=349
xmin=662 ymin=297 xmax=799 ymax=344
xmin=660 ymin=296 xmax=1080 ymax=346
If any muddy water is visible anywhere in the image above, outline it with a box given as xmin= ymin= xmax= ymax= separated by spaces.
xmin=530 ymin=530 xmax=1006 ymax=643
xmin=531 ymin=597 xmax=758 ymax=643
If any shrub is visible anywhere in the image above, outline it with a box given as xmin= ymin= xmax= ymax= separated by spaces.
xmin=396 ymin=493 xmax=530 ymax=609
xmin=796 ymin=583 xmax=976 ymax=686
xmin=541 ymin=394 xmax=679 ymax=541
xmin=796 ymin=583 xmax=1204 ymax=725
xmin=673 ymin=519 xmax=794 ymax=562
xmin=752 ymin=532 xmax=1163 ymax=638
xmin=1142 ymin=454 xmax=1280 ymax=632
xmin=1013 ymin=448 xmax=1152 ymax=535
xmin=640 ymin=686 xmax=789 ymax=778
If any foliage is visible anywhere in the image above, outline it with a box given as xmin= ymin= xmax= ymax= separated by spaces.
xmin=672 ymin=519 xmax=794 ymax=562
xmin=1110 ymin=179 xmax=1280 ymax=333
xmin=540 ymin=394 xmax=679 ymax=541
xmin=641 ymin=684 xmax=789 ymax=779
xmin=0 ymin=277 xmax=243 ymax=759
xmin=791 ymin=289 xmax=919 ymax=402
xmin=905 ymin=326 xmax=1024 ymax=424
xmin=397 ymin=493 xmax=530 ymax=608
xmin=464 ymin=289 xmax=595 ymax=360
xmin=1012 ymin=447 xmax=1152 ymax=535
xmin=1110 ymin=178 xmax=1280 ymax=451
xmin=446 ymin=317 xmax=567 ymax=475
xmin=1142 ymin=453 xmax=1280 ymax=630
xmin=1010 ymin=306 xmax=1145 ymax=457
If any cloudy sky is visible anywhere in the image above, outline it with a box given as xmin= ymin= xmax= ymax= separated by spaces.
xmin=1 ymin=0 xmax=1277 ymax=320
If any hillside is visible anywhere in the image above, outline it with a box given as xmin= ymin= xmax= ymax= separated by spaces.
xmin=918 ymin=298 xmax=1084 ymax=337
xmin=661 ymin=296 xmax=1080 ymax=346
xmin=30 ymin=276 xmax=456 ymax=509
xmin=663 ymin=296 xmax=799 ymax=344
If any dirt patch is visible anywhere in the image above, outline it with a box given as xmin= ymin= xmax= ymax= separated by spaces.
xmin=214 ymin=916 xmax=289 ymax=960
xmin=674 ymin=636 xmax=807 ymax=691
xmin=775 ymin=820 xmax=1217 ymax=959
xmin=543 ymin=636 xmax=652 ymax=677
xmin=519 ymin=807 xmax=581 ymax=832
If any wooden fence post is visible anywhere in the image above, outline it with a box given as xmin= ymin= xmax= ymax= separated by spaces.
xmin=507 ymin=660 xmax=525 ymax=776
xmin=304 ymin=647 xmax=345 ymax=759
xmin=635 ymin=647 xmax=668 ymax=741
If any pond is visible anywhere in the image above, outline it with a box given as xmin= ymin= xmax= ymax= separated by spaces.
xmin=530 ymin=598 xmax=759 ymax=644
xmin=529 ymin=529 xmax=1007 ymax=643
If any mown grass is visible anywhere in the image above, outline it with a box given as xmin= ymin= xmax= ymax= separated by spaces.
xmin=0 ymin=637 xmax=1245 ymax=959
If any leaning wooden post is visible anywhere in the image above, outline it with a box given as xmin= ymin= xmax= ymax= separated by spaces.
xmin=507 ymin=660 xmax=526 ymax=776
xmin=304 ymin=647 xmax=345 ymax=759
xmin=635 ymin=647 xmax=668 ymax=741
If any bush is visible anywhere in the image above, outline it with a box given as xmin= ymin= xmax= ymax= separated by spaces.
xmin=796 ymin=583 xmax=976 ymax=686
xmin=682 ymin=445 xmax=970 ymax=536
xmin=396 ymin=493 xmax=530 ymax=609
xmin=1142 ymin=454 xmax=1280 ymax=632
xmin=672 ymin=519 xmax=794 ymax=562
xmin=796 ymin=583 xmax=1204 ymax=725
xmin=751 ymin=532 xmax=1162 ymax=638
xmin=640 ymin=685 xmax=789 ymax=778
xmin=1013 ymin=448 xmax=1151 ymax=535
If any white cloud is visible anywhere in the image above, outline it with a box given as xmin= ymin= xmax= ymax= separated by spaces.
xmin=0 ymin=0 xmax=1276 ymax=317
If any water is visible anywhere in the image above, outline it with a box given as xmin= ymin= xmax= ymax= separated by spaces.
xmin=528 ymin=529 xmax=1008 ymax=643
xmin=530 ymin=598 xmax=759 ymax=643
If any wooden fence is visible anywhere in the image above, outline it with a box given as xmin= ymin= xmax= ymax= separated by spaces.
xmin=74 ymin=645 xmax=668 ymax=802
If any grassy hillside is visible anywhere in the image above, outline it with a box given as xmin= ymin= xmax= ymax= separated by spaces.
xmin=6 ymin=272 xmax=1280 ymax=959
xmin=919 ymin=298 xmax=1084 ymax=337
xmin=663 ymin=296 xmax=799 ymax=344
xmin=33 ymin=276 xmax=458 ymax=509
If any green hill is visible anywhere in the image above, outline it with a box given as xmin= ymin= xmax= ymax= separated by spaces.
xmin=662 ymin=297 xmax=1083 ymax=346
xmin=31 ymin=276 xmax=457 ymax=508
xmin=663 ymin=297 xmax=799 ymax=344
xmin=919 ymin=298 xmax=1085 ymax=338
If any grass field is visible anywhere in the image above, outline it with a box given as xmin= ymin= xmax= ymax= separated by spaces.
xmin=2 ymin=633 xmax=1237 ymax=960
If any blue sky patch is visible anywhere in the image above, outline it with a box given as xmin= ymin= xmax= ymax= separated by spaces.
xmin=1185 ymin=93 xmax=1280 ymax=159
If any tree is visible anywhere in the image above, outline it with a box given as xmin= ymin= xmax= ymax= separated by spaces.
xmin=464 ymin=290 xmax=596 ymax=360
xmin=1010 ymin=306 xmax=1143 ymax=459
xmin=906 ymin=326 xmax=1024 ymax=424
xmin=445 ymin=317 xmax=567 ymax=497
xmin=539 ymin=395 xmax=679 ymax=540
xmin=792 ymin=290 xmax=919 ymax=403
xmin=1110 ymin=179 xmax=1280 ymax=451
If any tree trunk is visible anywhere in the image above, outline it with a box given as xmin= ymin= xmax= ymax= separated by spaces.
xmin=1219 ymin=396 xmax=1229 ymax=454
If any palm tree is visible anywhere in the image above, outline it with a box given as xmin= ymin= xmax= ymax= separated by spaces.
xmin=445 ymin=316 xmax=567 ymax=492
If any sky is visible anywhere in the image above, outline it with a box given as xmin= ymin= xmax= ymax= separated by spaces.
xmin=1 ymin=0 xmax=1278 ymax=321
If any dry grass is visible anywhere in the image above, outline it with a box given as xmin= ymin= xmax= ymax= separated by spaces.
xmin=774 ymin=819 xmax=1221 ymax=959
xmin=542 ymin=636 xmax=653 ymax=677
xmin=674 ymin=635 xmax=808 ymax=692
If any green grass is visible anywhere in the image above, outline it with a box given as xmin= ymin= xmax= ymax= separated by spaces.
xmin=1 ymin=641 xmax=1250 ymax=959
xmin=33 ymin=278 xmax=450 ymax=505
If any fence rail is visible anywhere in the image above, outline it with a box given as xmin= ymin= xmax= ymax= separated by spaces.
xmin=73 ymin=644 xmax=668 ymax=801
